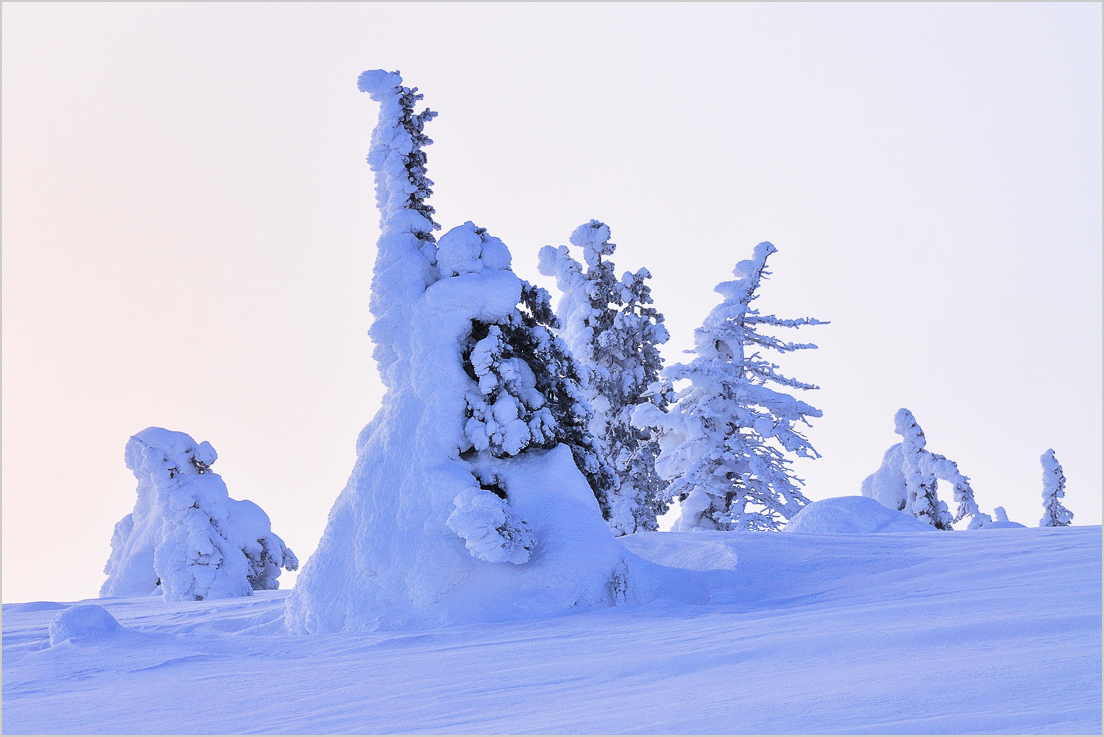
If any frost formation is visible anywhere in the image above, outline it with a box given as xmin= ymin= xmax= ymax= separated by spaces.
xmin=635 ymin=242 xmax=824 ymax=531
xmin=538 ymin=220 xmax=671 ymax=534
xmin=100 ymin=428 xmax=298 ymax=601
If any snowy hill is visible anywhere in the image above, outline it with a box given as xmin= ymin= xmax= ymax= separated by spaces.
xmin=3 ymin=525 xmax=1099 ymax=734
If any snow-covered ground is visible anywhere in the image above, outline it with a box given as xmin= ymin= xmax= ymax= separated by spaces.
xmin=4 ymin=524 xmax=1099 ymax=734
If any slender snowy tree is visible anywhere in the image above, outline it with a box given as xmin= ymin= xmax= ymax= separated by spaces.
xmin=1040 ymin=449 xmax=1073 ymax=527
xmin=635 ymin=242 xmax=824 ymax=532
xmin=538 ymin=220 xmax=671 ymax=534
xmin=357 ymin=69 xmax=441 ymax=385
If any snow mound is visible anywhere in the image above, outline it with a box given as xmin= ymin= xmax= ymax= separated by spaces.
xmin=783 ymin=496 xmax=935 ymax=534
xmin=49 ymin=604 xmax=122 ymax=646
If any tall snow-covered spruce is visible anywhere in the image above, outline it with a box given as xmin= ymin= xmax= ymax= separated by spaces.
xmin=101 ymin=428 xmax=298 ymax=601
xmin=284 ymin=71 xmax=631 ymax=633
xmin=634 ymin=243 xmax=824 ymax=532
xmin=539 ymin=220 xmax=671 ymax=534
xmin=861 ymin=409 xmax=989 ymax=530
xmin=1040 ymin=449 xmax=1073 ymax=527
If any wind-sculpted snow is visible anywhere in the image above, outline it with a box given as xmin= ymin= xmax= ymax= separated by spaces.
xmin=5 ymin=527 xmax=1100 ymax=734
xmin=100 ymin=428 xmax=297 ymax=601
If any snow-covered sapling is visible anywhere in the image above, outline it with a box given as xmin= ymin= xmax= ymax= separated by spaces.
xmin=538 ymin=220 xmax=671 ymax=534
xmin=635 ymin=242 xmax=825 ymax=532
xmin=1040 ymin=449 xmax=1073 ymax=527
xmin=101 ymin=428 xmax=297 ymax=601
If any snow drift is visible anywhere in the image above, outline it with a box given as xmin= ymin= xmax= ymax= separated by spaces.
xmin=100 ymin=427 xmax=297 ymax=601
xmin=48 ymin=604 xmax=123 ymax=646
xmin=782 ymin=496 xmax=935 ymax=534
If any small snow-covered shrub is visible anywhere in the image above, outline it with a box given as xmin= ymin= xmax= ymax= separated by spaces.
xmin=635 ymin=242 xmax=825 ymax=532
xmin=1040 ymin=449 xmax=1073 ymax=527
xmin=49 ymin=604 xmax=122 ymax=646
xmin=100 ymin=428 xmax=297 ymax=601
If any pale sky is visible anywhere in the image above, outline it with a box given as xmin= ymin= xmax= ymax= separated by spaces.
xmin=3 ymin=2 xmax=1100 ymax=604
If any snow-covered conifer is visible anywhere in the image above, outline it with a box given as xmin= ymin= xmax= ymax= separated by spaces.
xmin=862 ymin=410 xmax=988 ymax=529
xmin=357 ymin=69 xmax=441 ymax=385
xmin=894 ymin=409 xmax=954 ymax=530
xmin=1040 ymin=449 xmax=1073 ymax=527
xmin=456 ymin=222 xmax=616 ymax=518
xmin=635 ymin=242 xmax=824 ymax=532
xmin=286 ymin=73 xmax=634 ymax=633
xmin=538 ymin=220 xmax=671 ymax=534
xmin=101 ymin=428 xmax=297 ymax=601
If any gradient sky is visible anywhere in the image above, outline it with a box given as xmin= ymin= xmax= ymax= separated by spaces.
xmin=3 ymin=3 xmax=1100 ymax=603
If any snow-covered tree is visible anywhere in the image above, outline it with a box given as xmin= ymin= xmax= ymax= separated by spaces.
xmin=1040 ymin=449 xmax=1073 ymax=527
xmin=634 ymin=242 xmax=824 ymax=532
xmin=358 ymin=69 xmax=441 ymax=386
xmin=285 ymin=72 xmax=633 ymax=633
xmin=101 ymin=428 xmax=297 ymax=601
xmin=861 ymin=409 xmax=989 ymax=530
xmin=450 ymin=222 xmax=617 ymax=518
xmin=894 ymin=409 xmax=954 ymax=530
xmin=538 ymin=220 xmax=671 ymax=534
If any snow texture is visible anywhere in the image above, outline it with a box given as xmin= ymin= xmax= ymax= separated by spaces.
xmin=782 ymin=496 xmax=936 ymax=534
xmin=100 ymin=428 xmax=297 ymax=601
xmin=538 ymin=220 xmax=671 ymax=535
xmin=862 ymin=409 xmax=989 ymax=529
xmin=636 ymin=242 xmax=824 ymax=532
xmin=48 ymin=604 xmax=122 ymax=646
xmin=5 ymin=526 xmax=1100 ymax=734
xmin=1040 ymin=448 xmax=1074 ymax=527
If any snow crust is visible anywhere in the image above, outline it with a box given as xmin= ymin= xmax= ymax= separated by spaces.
xmin=101 ymin=428 xmax=297 ymax=601
xmin=48 ymin=604 xmax=122 ymax=646
xmin=782 ymin=496 xmax=935 ymax=534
